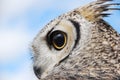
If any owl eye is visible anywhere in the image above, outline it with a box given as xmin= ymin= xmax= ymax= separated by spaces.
xmin=48 ymin=30 xmax=67 ymax=50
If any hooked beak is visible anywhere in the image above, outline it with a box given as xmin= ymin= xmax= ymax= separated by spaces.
xmin=33 ymin=66 xmax=42 ymax=79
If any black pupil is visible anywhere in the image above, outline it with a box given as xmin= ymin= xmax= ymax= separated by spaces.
xmin=52 ymin=33 xmax=65 ymax=47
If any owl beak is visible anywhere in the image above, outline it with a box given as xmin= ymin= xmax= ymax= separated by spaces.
xmin=33 ymin=66 xmax=41 ymax=79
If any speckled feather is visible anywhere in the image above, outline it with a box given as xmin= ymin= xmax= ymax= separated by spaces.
xmin=42 ymin=19 xmax=120 ymax=80
xmin=42 ymin=0 xmax=120 ymax=80
xmin=32 ymin=0 xmax=120 ymax=80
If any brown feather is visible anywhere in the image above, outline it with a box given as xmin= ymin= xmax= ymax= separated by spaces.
xmin=75 ymin=0 xmax=120 ymax=22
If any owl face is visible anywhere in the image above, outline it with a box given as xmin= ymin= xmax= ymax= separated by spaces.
xmin=32 ymin=11 xmax=93 ymax=78
xmin=32 ymin=18 xmax=80 ymax=78
xmin=32 ymin=0 xmax=120 ymax=79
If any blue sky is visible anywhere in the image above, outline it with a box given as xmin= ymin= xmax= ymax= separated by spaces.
xmin=0 ymin=0 xmax=120 ymax=80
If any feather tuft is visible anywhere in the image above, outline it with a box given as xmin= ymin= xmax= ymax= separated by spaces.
xmin=75 ymin=0 xmax=120 ymax=22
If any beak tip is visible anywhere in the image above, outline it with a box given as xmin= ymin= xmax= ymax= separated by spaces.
xmin=33 ymin=66 xmax=41 ymax=79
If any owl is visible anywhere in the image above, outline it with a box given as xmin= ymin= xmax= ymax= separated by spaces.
xmin=32 ymin=0 xmax=120 ymax=80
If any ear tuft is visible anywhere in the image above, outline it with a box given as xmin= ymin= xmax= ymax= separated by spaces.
xmin=75 ymin=0 xmax=120 ymax=22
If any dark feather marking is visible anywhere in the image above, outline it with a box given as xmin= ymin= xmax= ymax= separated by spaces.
xmin=101 ymin=13 xmax=111 ymax=17
xmin=69 ymin=19 xmax=80 ymax=49
xmin=46 ymin=27 xmax=54 ymax=49
xmin=99 ymin=3 xmax=120 ymax=17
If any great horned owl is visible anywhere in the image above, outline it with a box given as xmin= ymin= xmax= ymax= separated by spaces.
xmin=32 ymin=0 xmax=120 ymax=80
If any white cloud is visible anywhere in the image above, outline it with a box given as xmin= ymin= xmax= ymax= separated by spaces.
xmin=1 ymin=60 xmax=38 ymax=80
xmin=0 ymin=23 xmax=31 ymax=61
xmin=0 ymin=0 xmax=57 ymax=22
xmin=0 ymin=22 xmax=37 ymax=80
xmin=0 ymin=0 xmax=40 ymax=80
xmin=0 ymin=0 xmax=33 ymax=20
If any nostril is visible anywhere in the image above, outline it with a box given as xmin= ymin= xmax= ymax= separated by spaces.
xmin=33 ymin=66 xmax=41 ymax=79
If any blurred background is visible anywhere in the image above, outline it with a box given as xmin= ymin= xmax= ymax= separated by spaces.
xmin=0 ymin=0 xmax=120 ymax=80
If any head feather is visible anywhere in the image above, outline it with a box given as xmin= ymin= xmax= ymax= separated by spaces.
xmin=75 ymin=0 xmax=120 ymax=22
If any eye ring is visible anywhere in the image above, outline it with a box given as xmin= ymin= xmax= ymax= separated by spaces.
xmin=52 ymin=32 xmax=67 ymax=50
xmin=48 ymin=30 xmax=67 ymax=50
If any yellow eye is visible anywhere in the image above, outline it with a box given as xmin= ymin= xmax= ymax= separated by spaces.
xmin=49 ymin=30 xmax=67 ymax=50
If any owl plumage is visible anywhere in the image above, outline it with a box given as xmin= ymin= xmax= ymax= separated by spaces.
xmin=32 ymin=0 xmax=120 ymax=80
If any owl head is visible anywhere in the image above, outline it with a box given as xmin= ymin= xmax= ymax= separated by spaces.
xmin=32 ymin=0 xmax=120 ymax=79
